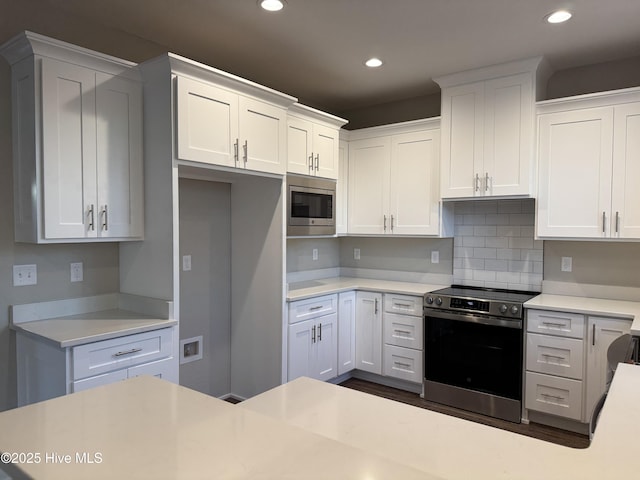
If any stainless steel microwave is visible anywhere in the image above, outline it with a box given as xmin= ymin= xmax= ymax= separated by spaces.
xmin=287 ymin=175 xmax=336 ymax=236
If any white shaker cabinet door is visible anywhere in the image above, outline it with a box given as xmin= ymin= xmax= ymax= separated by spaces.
xmin=389 ymin=129 xmax=440 ymax=235
xmin=41 ymin=58 xmax=97 ymax=239
xmin=239 ymin=96 xmax=286 ymax=175
xmin=176 ymin=76 xmax=239 ymax=167
xmin=288 ymin=319 xmax=313 ymax=382
xmin=287 ymin=116 xmax=313 ymax=175
xmin=313 ymin=123 xmax=340 ymax=179
xmin=612 ymin=102 xmax=640 ymax=238
xmin=338 ymin=292 xmax=356 ymax=376
xmin=95 ymin=72 xmax=143 ymax=239
xmin=537 ymin=107 xmax=614 ymax=238
xmin=348 ymin=137 xmax=390 ymax=234
xmin=313 ymin=313 xmax=338 ymax=382
xmin=440 ymin=81 xmax=484 ymax=199
xmin=355 ymin=292 xmax=383 ymax=375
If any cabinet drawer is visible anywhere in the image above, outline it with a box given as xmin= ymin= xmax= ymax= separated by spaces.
xmin=72 ymin=369 xmax=128 ymax=393
xmin=72 ymin=328 xmax=173 ymax=380
xmin=384 ymin=313 xmax=423 ymax=349
xmin=288 ymin=294 xmax=337 ymax=324
xmin=384 ymin=293 xmax=423 ymax=317
xmin=527 ymin=309 xmax=585 ymax=339
xmin=383 ymin=345 xmax=422 ymax=383
xmin=525 ymin=371 xmax=583 ymax=421
xmin=526 ymin=333 xmax=584 ymax=380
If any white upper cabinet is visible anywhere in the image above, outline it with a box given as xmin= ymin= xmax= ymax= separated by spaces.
xmin=435 ymin=57 xmax=550 ymax=199
xmin=0 ymin=31 xmax=143 ymax=243
xmin=287 ymin=103 xmax=347 ymax=179
xmin=347 ymin=119 xmax=446 ymax=236
xmin=536 ymin=88 xmax=640 ymax=239
xmin=176 ymin=75 xmax=289 ymax=175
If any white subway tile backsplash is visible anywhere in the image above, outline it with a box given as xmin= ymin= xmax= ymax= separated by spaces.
xmin=453 ymin=199 xmax=542 ymax=291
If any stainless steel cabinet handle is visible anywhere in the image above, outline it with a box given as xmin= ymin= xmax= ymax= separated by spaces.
xmin=390 ymin=214 xmax=394 ymax=232
xmin=383 ymin=215 xmax=387 ymax=232
xmin=602 ymin=212 xmax=606 ymax=234
xmin=485 ymin=173 xmax=489 ymax=192
xmin=374 ymin=298 xmax=378 ymax=314
xmin=315 ymin=153 xmax=320 ymax=171
xmin=616 ymin=211 xmax=620 ymax=233
xmin=102 ymin=205 xmax=108 ymax=231
xmin=318 ymin=323 xmax=322 ymax=341
xmin=475 ymin=174 xmax=480 ymax=192
xmin=234 ymin=139 xmax=239 ymax=164
xmin=88 ymin=204 xmax=95 ymax=231
xmin=593 ymin=324 xmax=596 ymax=346
xmin=308 ymin=153 xmax=314 ymax=172
xmin=113 ymin=347 xmax=142 ymax=357
xmin=243 ymin=140 xmax=248 ymax=164
xmin=541 ymin=393 xmax=565 ymax=401
xmin=312 ymin=325 xmax=316 ymax=343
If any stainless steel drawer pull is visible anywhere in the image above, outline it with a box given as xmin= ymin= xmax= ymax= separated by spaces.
xmin=395 ymin=330 xmax=412 ymax=335
xmin=113 ymin=347 xmax=142 ymax=357
xmin=541 ymin=393 xmax=565 ymax=401
xmin=541 ymin=353 xmax=565 ymax=360
xmin=541 ymin=321 xmax=565 ymax=327
xmin=394 ymin=303 xmax=412 ymax=308
xmin=395 ymin=362 xmax=412 ymax=368
xmin=309 ymin=306 xmax=323 ymax=311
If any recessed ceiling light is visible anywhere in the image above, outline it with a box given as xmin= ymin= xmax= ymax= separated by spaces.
xmin=546 ymin=10 xmax=572 ymax=24
xmin=260 ymin=0 xmax=285 ymax=12
xmin=365 ymin=58 xmax=383 ymax=68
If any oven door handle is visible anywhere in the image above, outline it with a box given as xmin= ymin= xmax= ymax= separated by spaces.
xmin=424 ymin=309 xmax=522 ymax=329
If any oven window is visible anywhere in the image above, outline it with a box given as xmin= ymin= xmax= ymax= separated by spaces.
xmin=291 ymin=191 xmax=333 ymax=218
xmin=425 ymin=315 xmax=522 ymax=400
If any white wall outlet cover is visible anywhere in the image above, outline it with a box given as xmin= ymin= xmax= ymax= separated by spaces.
xmin=182 ymin=255 xmax=192 ymax=271
xmin=70 ymin=262 xmax=83 ymax=282
xmin=431 ymin=251 xmax=440 ymax=264
xmin=354 ymin=248 xmax=361 ymax=260
xmin=312 ymin=248 xmax=318 ymax=261
xmin=13 ymin=264 xmax=37 ymax=286
xmin=561 ymin=256 xmax=573 ymax=272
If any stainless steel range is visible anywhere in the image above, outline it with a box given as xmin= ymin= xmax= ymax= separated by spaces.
xmin=423 ymin=285 xmax=539 ymax=423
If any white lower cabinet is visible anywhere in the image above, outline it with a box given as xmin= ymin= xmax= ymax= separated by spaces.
xmin=288 ymin=295 xmax=338 ymax=382
xmin=17 ymin=327 xmax=177 ymax=406
xmin=525 ymin=308 xmax=630 ymax=425
xmin=355 ymin=291 xmax=383 ymax=375
xmin=382 ymin=294 xmax=423 ymax=383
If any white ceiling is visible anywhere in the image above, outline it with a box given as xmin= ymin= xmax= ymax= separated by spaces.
xmin=15 ymin=0 xmax=640 ymax=112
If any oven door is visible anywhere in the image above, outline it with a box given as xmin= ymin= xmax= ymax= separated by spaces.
xmin=424 ymin=309 xmax=523 ymax=420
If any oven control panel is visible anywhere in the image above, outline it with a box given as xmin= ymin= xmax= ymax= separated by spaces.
xmin=424 ymin=295 xmax=523 ymax=318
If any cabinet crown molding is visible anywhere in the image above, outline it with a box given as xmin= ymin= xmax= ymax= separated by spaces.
xmin=537 ymin=86 xmax=640 ymax=114
xmin=0 ymin=31 xmax=139 ymax=78
xmin=434 ymin=56 xmax=550 ymax=90
xmin=289 ymin=103 xmax=348 ymax=129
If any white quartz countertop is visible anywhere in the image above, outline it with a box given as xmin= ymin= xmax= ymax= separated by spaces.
xmin=241 ymin=363 xmax=640 ymax=480
xmin=525 ymin=293 xmax=640 ymax=335
xmin=287 ymin=276 xmax=445 ymax=301
xmin=0 ymin=376 xmax=437 ymax=480
xmin=11 ymin=311 xmax=177 ymax=348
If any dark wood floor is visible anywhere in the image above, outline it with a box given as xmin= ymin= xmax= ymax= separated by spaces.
xmin=339 ymin=377 xmax=590 ymax=449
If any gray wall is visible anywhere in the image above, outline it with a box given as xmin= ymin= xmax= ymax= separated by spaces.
xmin=287 ymin=238 xmax=341 ymax=272
xmin=543 ymin=241 xmax=640 ymax=288
xmin=179 ymin=179 xmax=231 ymax=398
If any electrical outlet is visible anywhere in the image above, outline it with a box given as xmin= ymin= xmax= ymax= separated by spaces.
xmin=431 ymin=251 xmax=440 ymax=264
xmin=70 ymin=262 xmax=83 ymax=282
xmin=561 ymin=256 xmax=573 ymax=272
xmin=312 ymin=248 xmax=318 ymax=261
xmin=354 ymin=248 xmax=360 ymax=260
xmin=183 ymin=255 xmax=192 ymax=271
xmin=13 ymin=264 xmax=37 ymax=286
